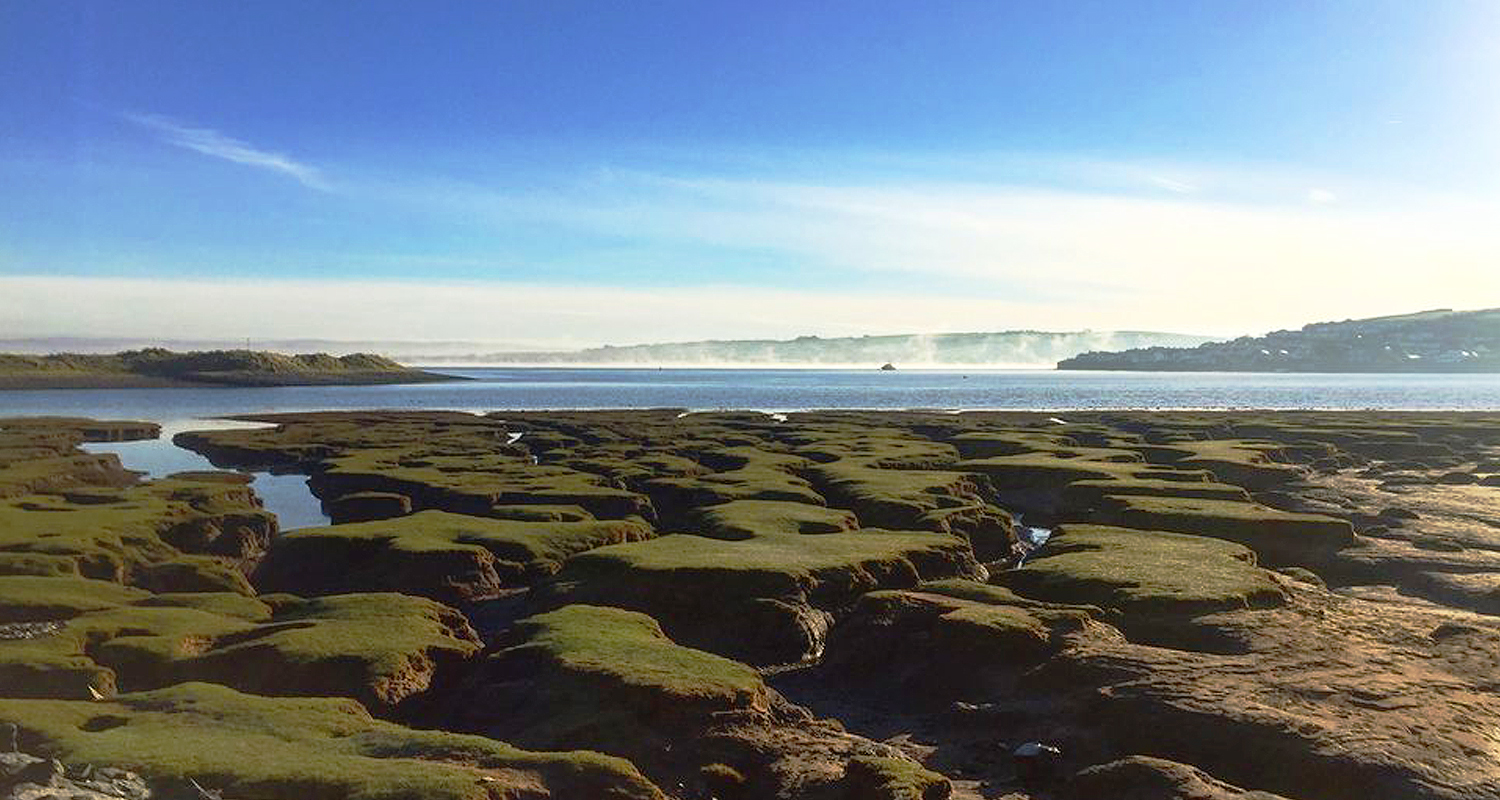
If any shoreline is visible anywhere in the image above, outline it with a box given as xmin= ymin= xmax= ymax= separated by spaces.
xmin=0 ymin=369 xmax=465 ymax=391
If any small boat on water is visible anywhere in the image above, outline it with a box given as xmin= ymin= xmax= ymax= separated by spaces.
xmin=879 ymin=362 xmax=897 ymax=371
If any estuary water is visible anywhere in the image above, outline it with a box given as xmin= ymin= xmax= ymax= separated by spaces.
xmin=4 ymin=367 xmax=1500 ymax=423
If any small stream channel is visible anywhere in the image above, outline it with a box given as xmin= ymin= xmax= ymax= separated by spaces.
xmin=81 ymin=420 xmax=330 ymax=530
xmin=1011 ymin=513 xmax=1053 ymax=567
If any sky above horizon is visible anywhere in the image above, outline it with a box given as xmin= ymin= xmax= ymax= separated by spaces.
xmin=2 ymin=1 xmax=1498 ymax=347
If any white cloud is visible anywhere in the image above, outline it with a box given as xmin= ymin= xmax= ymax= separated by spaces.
xmin=1307 ymin=187 xmax=1337 ymax=204
xmin=124 ymin=113 xmax=330 ymax=190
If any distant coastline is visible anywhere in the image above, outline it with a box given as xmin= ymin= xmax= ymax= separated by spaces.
xmin=1058 ymin=308 xmax=1500 ymax=373
xmin=0 ymin=349 xmax=461 ymax=390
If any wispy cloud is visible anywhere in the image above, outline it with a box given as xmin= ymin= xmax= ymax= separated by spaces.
xmin=1148 ymin=175 xmax=1196 ymax=193
xmin=364 ymin=161 xmax=1500 ymax=334
xmin=124 ymin=112 xmax=330 ymax=190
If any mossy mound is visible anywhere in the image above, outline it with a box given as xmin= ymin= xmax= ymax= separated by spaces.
xmin=1000 ymin=525 xmax=1286 ymax=616
xmin=0 ymin=473 xmax=275 ymax=590
xmin=824 ymin=587 xmax=1089 ymax=685
xmin=0 ymin=682 xmax=662 ymax=800
xmin=957 ymin=453 xmax=1198 ymax=491
xmin=1094 ymin=496 xmax=1356 ymax=566
xmin=806 ymin=462 xmax=1015 ymax=560
xmin=642 ymin=446 xmax=823 ymax=526
xmin=548 ymin=530 xmax=982 ymax=665
xmin=254 ymin=510 xmax=655 ymax=604
xmin=689 ymin=499 xmax=859 ymax=540
xmin=841 ymin=756 xmax=951 ymax=800
xmin=0 ymin=582 xmax=480 ymax=710
xmin=176 ymin=411 xmax=523 ymax=470
xmin=948 ymin=430 xmax=1076 ymax=459
xmin=314 ymin=448 xmax=654 ymax=521
xmin=442 ymin=605 xmax=767 ymax=752
xmin=1062 ymin=478 xmax=1251 ymax=509
xmin=1159 ymin=440 xmax=1310 ymax=489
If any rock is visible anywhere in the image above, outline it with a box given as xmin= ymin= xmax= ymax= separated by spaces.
xmin=1012 ymin=742 xmax=1063 ymax=784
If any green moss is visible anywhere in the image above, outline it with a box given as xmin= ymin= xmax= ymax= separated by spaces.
xmin=316 ymin=449 xmax=653 ymax=520
xmin=255 ymin=510 xmax=654 ymax=603
xmin=1097 ymin=495 xmax=1356 ymax=565
xmin=0 ymin=682 xmax=662 ymax=800
xmin=690 ymin=499 xmax=858 ymax=539
xmin=0 ymin=586 xmax=479 ymax=709
xmin=843 ymin=756 xmax=951 ymax=800
xmin=1003 ymin=524 xmax=1286 ymax=615
xmin=0 ymin=575 xmax=148 ymax=622
xmin=0 ymin=552 xmax=80 ymax=577
xmin=551 ymin=529 xmax=979 ymax=665
xmin=0 ymin=474 xmax=273 ymax=590
xmin=563 ymin=529 xmax=970 ymax=591
xmin=512 ymin=605 xmax=764 ymax=706
xmin=958 ymin=453 xmax=1207 ymax=490
xmin=1062 ymin=477 xmax=1251 ymax=508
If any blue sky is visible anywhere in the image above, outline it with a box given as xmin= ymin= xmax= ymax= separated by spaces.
xmin=2 ymin=1 xmax=1497 ymax=346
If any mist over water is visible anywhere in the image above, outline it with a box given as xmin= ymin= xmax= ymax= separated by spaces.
xmin=403 ymin=330 xmax=1217 ymax=368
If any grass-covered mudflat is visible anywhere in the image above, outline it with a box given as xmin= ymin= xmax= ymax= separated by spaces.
xmin=0 ymin=682 xmax=662 ymax=800
xmin=1003 ymin=524 xmax=1287 ymax=615
xmin=7 ymin=409 xmax=1500 ymax=799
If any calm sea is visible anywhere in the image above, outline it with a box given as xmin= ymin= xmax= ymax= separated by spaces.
xmin=4 ymin=368 xmax=1500 ymax=424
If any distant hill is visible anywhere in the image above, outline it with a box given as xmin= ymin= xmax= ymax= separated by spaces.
xmin=410 ymin=330 xmax=1216 ymax=367
xmin=1057 ymin=309 xmax=1500 ymax=372
xmin=0 ymin=349 xmax=459 ymax=389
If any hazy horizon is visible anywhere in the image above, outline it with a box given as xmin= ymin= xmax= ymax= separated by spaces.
xmin=3 ymin=3 xmax=1498 ymax=345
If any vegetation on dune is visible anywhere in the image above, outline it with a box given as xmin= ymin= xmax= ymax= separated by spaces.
xmin=0 ymin=349 xmax=451 ymax=388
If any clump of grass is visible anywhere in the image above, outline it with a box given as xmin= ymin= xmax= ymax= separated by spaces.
xmin=1003 ymin=524 xmax=1286 ymax=615
xmin=0 ymin=682 xmax=663 ymax=800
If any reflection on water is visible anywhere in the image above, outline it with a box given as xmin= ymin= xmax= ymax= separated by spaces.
xmin=82 ymin=424 xmax=330 ymax=530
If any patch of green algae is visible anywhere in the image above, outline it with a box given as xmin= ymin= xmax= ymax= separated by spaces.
xmin=0 ymin=579 xmax=479 ymax=708
xmin=1005 ymin=524 xmax=1287 ymax=615
xmin=690 ymin=499 xmax=858 ymax=539
xmin=0 ymin=682 xmax=662 ymax=800
xmin=511 ymin=605 xmax=764 ymax=706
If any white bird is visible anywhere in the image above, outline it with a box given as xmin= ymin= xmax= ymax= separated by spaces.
xmin=87 ymin=685 xmax=104 ymax=701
